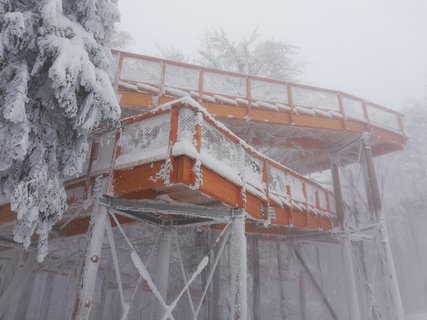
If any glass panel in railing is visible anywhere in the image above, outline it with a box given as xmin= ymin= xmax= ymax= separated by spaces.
xmin=165 ymin=64 xmax=199 ymax=91
xmin=111 ymin=52 xmax=120 ymax=76
xmin=305 ymin=183 xmax=317 ymax=207
xmin=268 ymin=166 xmax=287 ymax=196
xmin=120 ymin=56 xmax=161 ymax=85
xmin=328 ymin=195 xmax=336 ymax=215
xmin=117 ymin=113 xmax=170 ymax=165
xmin=251 ymin=80 xmax=288 ymax=104
xmin=203 ymin=72 xmax=246 ymax=97
xmin=245 ymin=154 xmax=264 ymax=190
xmin=201 ymin=122 xmax=240 ymax=180
xmin=285 ymin=175 xmax=306 ymax=202
xmin=292 ymin=86 xmax=339 ymax=111
xmin=317 ymin=189 xmax=329 ymax=211
xmin=367 ymin=105 xmax=400 ymax=131
xmin=342 ymin=96 xmax=365 ymax=121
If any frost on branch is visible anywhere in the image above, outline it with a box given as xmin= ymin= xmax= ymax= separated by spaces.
xmin=0 ymin=0 xmax=120 ymax=262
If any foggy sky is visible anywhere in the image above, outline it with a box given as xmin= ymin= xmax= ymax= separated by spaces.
xmin=118 ymin=0 xmax=427 ymax=110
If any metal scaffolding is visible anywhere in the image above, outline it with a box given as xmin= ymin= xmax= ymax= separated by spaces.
xmin=66 ymin=134 xmax=404 ymax=320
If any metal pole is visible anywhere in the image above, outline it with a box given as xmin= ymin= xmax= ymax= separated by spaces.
xmin=152 ymin=227 xmax=172 ymax=320
xmin=342 ymin=237 xmax=362 ymax=320
xmin=361 ymin=133 xmax=405 ymax=320
xmin=276 ymin=239 xmax=287 ymax=319
xmin=330 ymin=154 xmax=362 ymax=320
xmin=230 ymin=216 xmax=248 ymax=320
xmin=330 ymin=156 xmax=345 ymax=226
xmin=72 ymin=201 xmax=108 ymax=320
xmin=252 ymin=237 xmax=261 ymax=320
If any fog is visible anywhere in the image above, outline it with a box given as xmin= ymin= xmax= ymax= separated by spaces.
xmin=114 ymin=2 xmax=427 ymax=318
xmin=118 ymin=0 xmax=427 ymax=108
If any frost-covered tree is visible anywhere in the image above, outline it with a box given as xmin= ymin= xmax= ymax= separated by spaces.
xmin=0 ymin=0 xmax=120 ymax=261
xmin=198 ymin=28 xmax=303 ymax=81
xmin=111 ymin=29 xmax=134 ymax=50
xmin=157 ymin=43 xmax=191 ymax=63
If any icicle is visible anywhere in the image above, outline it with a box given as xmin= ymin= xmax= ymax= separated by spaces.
xmin=191 ymin=157 xmax=203 ymax=190
xmin=150 ymin=158 xmax=173 ymax=185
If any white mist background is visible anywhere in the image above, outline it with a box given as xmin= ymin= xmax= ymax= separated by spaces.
xmin=118 ymin=0 xmax=427 ymax=109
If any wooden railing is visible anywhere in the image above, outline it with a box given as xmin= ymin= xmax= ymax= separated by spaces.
xmin=113 ymin=50 xmax=405 ymax=135
xmin=107 ymin=101 xmax=337 ymax=219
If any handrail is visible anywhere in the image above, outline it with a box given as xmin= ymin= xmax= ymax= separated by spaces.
xmin=113 ymin=49 xmax=406 ymax=135
xmin=112 ymin=50 xmax=405 ymax=116
xmin=115 ymin=100 xmax=337 ymax=218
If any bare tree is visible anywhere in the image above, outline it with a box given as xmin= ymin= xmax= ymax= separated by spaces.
xmin=198 ymin=28 xmax=304 ymax=81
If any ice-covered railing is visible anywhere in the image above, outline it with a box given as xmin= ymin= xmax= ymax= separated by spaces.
xmin=104 ymin=98 xmax=337 ymax=219
xmin=113 ymin=50 xmax=405 ymax=135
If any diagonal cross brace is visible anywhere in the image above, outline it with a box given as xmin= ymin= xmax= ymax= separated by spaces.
xmin=111 ymin=211 xmax=227 ymax=320
xmin=294 ymin=246 xmax=339 ymax=320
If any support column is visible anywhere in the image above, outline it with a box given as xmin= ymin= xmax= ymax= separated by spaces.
xmin=210 ymin=252 xmax=221 ymax=320
xmin=152 ymin=227 xmax=172 ymax=320
xmin=298 ymin=267 xmax=306 ymax=320
xmin=230 ymin=216 xmax=248 ymax=320
xmin=330 ymin=155 xmax=362 ymax=320
xmin=342 ymin=237 xmax=362 ymax=320
xmin=276 ymin=239 xmax=287 ymax=319
xmin=252 ymin=237 xmax=261 ymax=320
xmin=330 ymin=156 xmax=345 ymax=226
xmin=72 ymin=202 xmax=108 ymax=320
xmin=361 ymin=134 xmax=405 ymax=320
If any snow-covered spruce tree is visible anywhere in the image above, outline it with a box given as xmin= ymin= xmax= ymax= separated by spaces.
xmin=0 ymin=0 xmax=120 ymax=261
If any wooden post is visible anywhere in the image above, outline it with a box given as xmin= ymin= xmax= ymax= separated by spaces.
xmin=287 ymin=84 xmax=295 ymax=124
xmin=337 ymin=93 xmax=347 ymax=130
xmin=167 ymin=107 xmax=179 ymax=184
xmin=198 ymin=68 xmax=204 ymax=103
xmin=246 ymin=77 xmax=252 ymax=120
xmin=362 ymin=102 xmax=371 ymax=133
xmin=262 ymin=161 xmax=270 ymax=220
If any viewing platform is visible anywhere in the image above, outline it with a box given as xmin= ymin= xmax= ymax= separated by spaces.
xmin=0 ymin=50 xmax=407 ymax=240
xmin=114 ymin=50 xmax=406 ymax=173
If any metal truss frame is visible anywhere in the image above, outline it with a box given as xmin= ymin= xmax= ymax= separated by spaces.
xmin=71 ymin=132 xmax=404 ymax=320
xmin=73 ymin=196 xmax=247 ymax=320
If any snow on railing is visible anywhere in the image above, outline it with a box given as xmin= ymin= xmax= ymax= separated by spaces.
xmin=110 ymin=99 xmax=336 ymax=219
xmin=112 ymin=50 xmax=405 ymax=135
